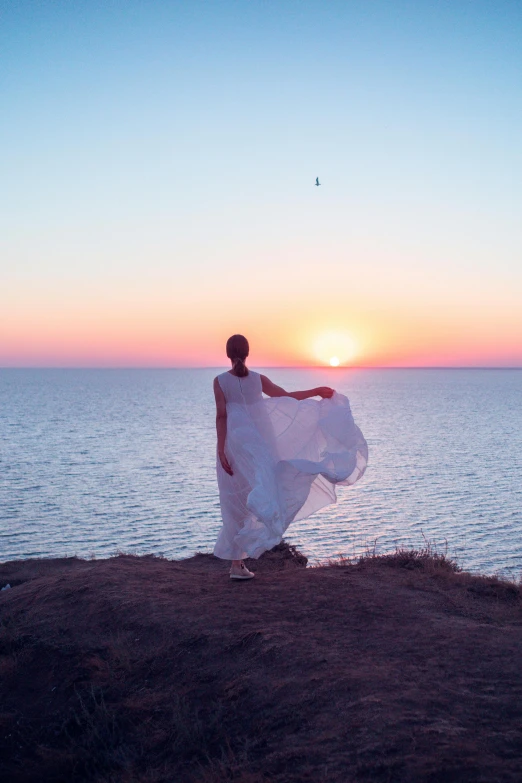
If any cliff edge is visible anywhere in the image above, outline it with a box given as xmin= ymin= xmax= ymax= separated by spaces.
xmin=1 ymin=543 xmax=521 ymax=782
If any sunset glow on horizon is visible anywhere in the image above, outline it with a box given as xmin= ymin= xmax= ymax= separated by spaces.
xmin=1 ymin=1 xmax=521 ymax=369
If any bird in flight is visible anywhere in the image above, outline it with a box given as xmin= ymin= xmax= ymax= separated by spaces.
xmin=315 ymin=177 xmax=321 ymax=187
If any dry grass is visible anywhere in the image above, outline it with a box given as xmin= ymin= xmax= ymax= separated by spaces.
xmin=322 ymin=535 xmax=459 ymax=571
xmin=324 ymin=538 xmax=522 ymax=606
xmin=358 ymin=539 xmax=460 ymax=573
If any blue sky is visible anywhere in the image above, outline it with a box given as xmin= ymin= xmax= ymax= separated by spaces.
xmin=1 ymin=1 xmax=521 ymax=365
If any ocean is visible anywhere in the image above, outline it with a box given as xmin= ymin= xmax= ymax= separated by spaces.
xmin=1 ymin=368 xmax=521 ymax=575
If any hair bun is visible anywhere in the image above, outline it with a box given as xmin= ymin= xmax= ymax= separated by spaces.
xmin=226 ymin=335 xmax=249 ymax=377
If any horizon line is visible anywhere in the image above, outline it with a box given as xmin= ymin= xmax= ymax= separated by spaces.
xmin=2 ymin=365 xmax=522 ymax=371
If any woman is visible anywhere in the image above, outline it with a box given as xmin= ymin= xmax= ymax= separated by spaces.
xmin=213 ymin=334 xmax=368 ymax=579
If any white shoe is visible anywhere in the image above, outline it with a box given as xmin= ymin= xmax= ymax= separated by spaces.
xmin=230 ymin=562 xmax=255 ymax=580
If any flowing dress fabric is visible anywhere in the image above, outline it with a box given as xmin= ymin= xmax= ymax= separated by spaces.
xmin=213 ymin=371 xmax=368 ymax=560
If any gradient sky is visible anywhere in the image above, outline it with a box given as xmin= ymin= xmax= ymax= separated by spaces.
xmin=1 ymin=0 xmax=521 ymax=367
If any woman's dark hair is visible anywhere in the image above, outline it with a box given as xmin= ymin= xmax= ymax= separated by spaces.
xmin=226 ymin=334 xmax=249 ymax=377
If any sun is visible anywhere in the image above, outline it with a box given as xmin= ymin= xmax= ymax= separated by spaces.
xmin=313 ymin=331 xmax=358 ymax=366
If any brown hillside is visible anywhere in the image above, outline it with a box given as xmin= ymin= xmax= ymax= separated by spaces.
xmin=1 ymin=543 xmax=522 ymax=782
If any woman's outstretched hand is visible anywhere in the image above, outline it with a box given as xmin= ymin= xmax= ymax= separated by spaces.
xmin=219 ymin=450 xmax=234 ymax=476
xmin=316 ymin=387 xmax=334 ymax=399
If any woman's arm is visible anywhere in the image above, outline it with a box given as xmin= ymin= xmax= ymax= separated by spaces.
xmin=213 ymin=378 xmax=233 ymax=475
xmin=260 ymin=375 xmax=334 ymax=400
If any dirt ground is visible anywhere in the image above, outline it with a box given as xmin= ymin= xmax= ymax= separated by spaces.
xmin=1 ymin=543 xmax=522 ymax=782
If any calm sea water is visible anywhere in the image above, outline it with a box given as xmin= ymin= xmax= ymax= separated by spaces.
xmin=1 ymin=368 xmax=521 ymax=575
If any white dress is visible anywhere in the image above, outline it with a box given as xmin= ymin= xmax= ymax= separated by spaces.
xmin=213 ymin=370 xmax=368 ymax=560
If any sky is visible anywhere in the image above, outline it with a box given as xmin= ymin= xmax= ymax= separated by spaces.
xmin=1 ymin=0 xmax=521 ymax=367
